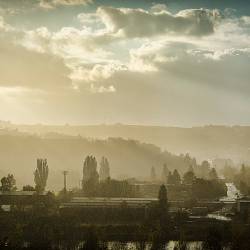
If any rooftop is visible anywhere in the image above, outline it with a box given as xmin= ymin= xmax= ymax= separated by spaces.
xmin=61 ymin=197 xmax=158 ymax=209
xmin=0 ymin=191 xmax=47 ymax=196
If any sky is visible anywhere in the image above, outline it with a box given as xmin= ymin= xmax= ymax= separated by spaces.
xmin=0 ymin=0 xmax=249 ymax=126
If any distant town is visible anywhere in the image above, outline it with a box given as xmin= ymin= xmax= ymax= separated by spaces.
xmin=0 ymin=0 xmax=249 ymax=248
xmin=1 ymin=153 xmax=250 ymax=249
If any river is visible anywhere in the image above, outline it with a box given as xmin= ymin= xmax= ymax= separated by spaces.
xmin=220 ymin=182 xmax=241 ymax=202
xmin=205 ymin=182 xmax=241 ymax=221
xmin=106 ymin=241 xmax=202 ymax=250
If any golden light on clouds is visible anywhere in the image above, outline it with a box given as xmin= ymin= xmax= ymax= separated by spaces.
xmin=0 ymin=0 xmax=249 ymax=125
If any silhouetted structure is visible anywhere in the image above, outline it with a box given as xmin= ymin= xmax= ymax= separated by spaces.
xmin=62 ymin=170 xmax=68 ymax=194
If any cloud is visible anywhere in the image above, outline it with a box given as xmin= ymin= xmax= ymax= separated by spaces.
xmin=1 ymin=5 xmax=249 ymax=98
xmin=21 ymin=25 xmax=116 ymax=60
xmin=71 ymin=63 xmax=127 ymax=82
xmin=150 ymin=4 xmax=168 ymax=13
xmin=90 ymin=84 xmax=116 ymax=93
xmin=16 ymin=7 xmax=250 ymax=96
xmin=208 ymin=15 xmax=250 ymax=49
xmin=0 ymin=4 xmax=249 ymax=125
xmin=0 ymin=16 xmax=119 ymax=93
xmin=0 ymin=16 xmax=12 ymax=31
xmin=69 ymin=62 xmax=127 ymax=94
xmin=129 ymin=40 xmax=250 ymax=94
xmin=97 ymin=6 xmax=222 ymax=38
xmin=40 ymin=0 xmax=93 ymax=9
xmin=77 ymin=12 xmax=101 ymax=25
xmin=19 ymin=6 xmax=250 ymax=68
xmin=0 ymin=30 xmax=72 ymax=90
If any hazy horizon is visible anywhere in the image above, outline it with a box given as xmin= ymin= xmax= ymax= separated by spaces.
xmin=1 ymin=0 xmax=250 ymax=188
xmin=3 ymin=120 xmax=250 ymax=128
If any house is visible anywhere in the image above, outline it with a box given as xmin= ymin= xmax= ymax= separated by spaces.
xmin=60 ymin=197 xmax=159 ymax=223
xmin=0 ymin=191 xmax=50 ymax=212
xmin=236 ymin=197 xmax=250 ymax=219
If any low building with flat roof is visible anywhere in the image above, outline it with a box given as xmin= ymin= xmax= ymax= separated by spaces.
xmin=236 ymin=197 xmax=250 ymax=219
xmin=0 ymin=191 xmax=50 ymax=212
xmin=60 ymin=197 xmax=158 ymax=209
xmin=60 ymin=197 xmax=161 ymax=224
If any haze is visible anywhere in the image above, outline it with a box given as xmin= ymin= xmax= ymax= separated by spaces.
xmin=1 ymin=1 xmax=250 ymax=249
xmin=0 ymin=0 xmax=250 ymax=190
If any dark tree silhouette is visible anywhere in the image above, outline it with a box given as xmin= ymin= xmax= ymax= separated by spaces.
xmin=167 ymin=171 xmax=173 ymax=185
xmin=209 ymin=168 xmax=218 ymax=181
xmin=0 ymin=174 xmax=16 ymax=191
xmin=158 ymin=185 xmax=168 ymax=210
xmin=198 ymin=160 xmax=210 ymax=179
xmin=82 ymin=155 xmax=99 ymax=196
xmin=183 ymin=169 xmax=195 ymax=185
xmin=81 ymin=228 xmax=100 ymax=250
xmin=172 ymin=169 xmax=181 ymax=185
xmin=158 ymin=185 xmax=169 ymax=233
xmin=150 ymin=166 xmax=157 ymax=182
xmin=203 ymin=227 xmax=223 ymax=250
xmin=22 ymin=185 xmax=35 ymax=191
xmin=99 ymin=156 xmax=110 ymax=181
xmin=192 ymin=178 xmax=226 ymax=199
xmin=34 ymin=158 xmax=49 ymax=192
xmin=161 ymin=163 xmax=169 ymax=183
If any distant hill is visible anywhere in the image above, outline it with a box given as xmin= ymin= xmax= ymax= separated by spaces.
xmin=0 ymin=134 xmax=195 ymax=191
xmin=3 ymin=123 xmax=250 ymax=163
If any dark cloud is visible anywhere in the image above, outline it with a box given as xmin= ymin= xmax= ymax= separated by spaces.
xmin=130 ymin=41 xmax=250 ymax=93
xmin=39 ymin=0 xmax=92 ymax=8
xmin=98 ymin=6 xmax=221 ymax=38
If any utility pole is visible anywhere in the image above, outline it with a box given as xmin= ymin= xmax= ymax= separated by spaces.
xmin=62 ymin=171 xmax=68 ymax=195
